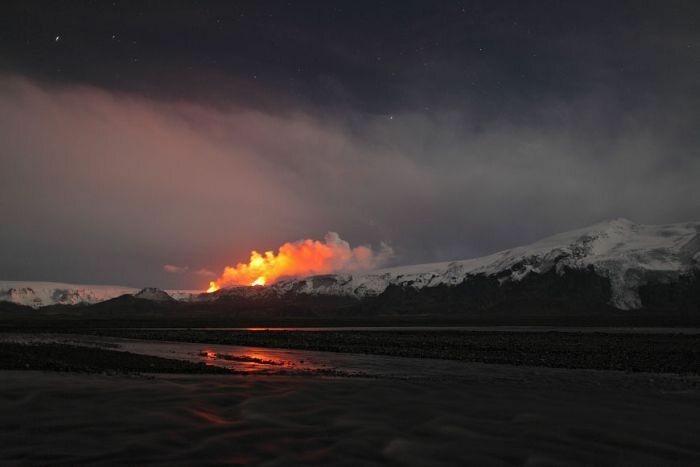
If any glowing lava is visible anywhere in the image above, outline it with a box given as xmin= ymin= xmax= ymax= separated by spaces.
xmin=251 ymin=276 xmax=266 ymax=286
xmin=205 ymin=232 xmax=392 ymax=292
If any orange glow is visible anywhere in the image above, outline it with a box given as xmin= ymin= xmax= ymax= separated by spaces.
xmin=251 ymin=276 xmax=266 ymax=286
xmin=205 ymin=232 xmax=392 ymax=292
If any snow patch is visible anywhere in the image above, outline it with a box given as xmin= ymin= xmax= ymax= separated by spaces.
xmin=3 ymin=219 xmax=698 ymax=311
xmin=257 ymin=218 xmax=700 ymax=310
xmin=0 ymin=281 xmax=200 ymax=309
xmin=134 ymin=288 xmax=174 ymax=302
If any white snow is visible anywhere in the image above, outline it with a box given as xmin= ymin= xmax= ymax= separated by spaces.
xmin=3 ymin=218 xmax=698 ymax=310
xmin=0 ymin=281 xmax=200 ymax=309
xmin=264 ymin=218 xmax=700 ymax=310
xmin=133 ymin=288 xmax=174 ymax=302
xmin=0 ymin=281 xmax=138 ymax=308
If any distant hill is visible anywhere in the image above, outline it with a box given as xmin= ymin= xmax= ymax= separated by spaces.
xmin=2 ymin=219 xmax=698 ymax=320
xmin=208 ymin=218 xmax=700 ymax=313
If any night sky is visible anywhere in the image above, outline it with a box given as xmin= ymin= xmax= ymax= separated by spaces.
xmin=1 ymin=1 xmax=699 ymax=288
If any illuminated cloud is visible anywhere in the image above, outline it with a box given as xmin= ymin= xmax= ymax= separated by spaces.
xmin=207 ymin=232 xmax=393 ymax=291
xmin=0 ymin=74 xmax=698 ymax=289
xmin=163 ymin=265 xmax=189 ymax=274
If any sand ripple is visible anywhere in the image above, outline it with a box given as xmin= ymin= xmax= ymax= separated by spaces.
xmin=1 ymin=368 xmax=700 ymax=465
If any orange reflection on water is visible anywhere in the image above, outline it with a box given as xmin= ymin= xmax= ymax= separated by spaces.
xmin=199 ymin=347 xmax=287 ymax=370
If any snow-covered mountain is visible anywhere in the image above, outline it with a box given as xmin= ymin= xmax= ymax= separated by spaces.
xmin=133 ymin=288 xmax=175 ymax=302
xmin=2 ymin=219 xmax=698 ymax=311
xmin=0 ymin=282 xmax=137 ymax=308
xmin=0 ymin=281 xmax=196 ymax=309
xmin=212 ymin=218 xmax=700 ymax=310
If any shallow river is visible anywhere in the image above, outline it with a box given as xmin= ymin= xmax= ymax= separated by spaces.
xmin=2 ymin=332 xmax=700 ymax=465
xmin=0 ymin=332 xmax=536 ymax=378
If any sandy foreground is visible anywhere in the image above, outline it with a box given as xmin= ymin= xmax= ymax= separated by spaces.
xmin=2 ymin=364 xmax=700 ymax=466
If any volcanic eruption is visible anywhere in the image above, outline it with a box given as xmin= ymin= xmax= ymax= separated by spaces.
xmin=206 ymin=232 xmax=393 ymax=292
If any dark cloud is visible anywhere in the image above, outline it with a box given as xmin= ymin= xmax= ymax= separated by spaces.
xmin=0 ymin=74 xmax=698 ymax=288
xmin=2 ymin=1 xmax=698 ymax=115
xmin=0 ymin=2 xmax=698 ymax=288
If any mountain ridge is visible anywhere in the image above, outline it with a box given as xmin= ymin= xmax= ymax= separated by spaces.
xmin=215 ymin=218 xmax=698 ymax=310
xmin=2 ymin=218 xmax=698 ymax=311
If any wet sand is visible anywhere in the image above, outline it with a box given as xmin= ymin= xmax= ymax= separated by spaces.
xmin=2 ymin=368 xmax=700 ymax=466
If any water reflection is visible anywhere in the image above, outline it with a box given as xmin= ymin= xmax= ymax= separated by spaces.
xmin=0 ymin=332 xmax=487 ymax=378
xmin=199 ymin=349 xmax=288 ymax=369
xmin=205 ymin=347 xmax=339 ymax=374
xmin=0 ymin=333 xmax=348 ymax=375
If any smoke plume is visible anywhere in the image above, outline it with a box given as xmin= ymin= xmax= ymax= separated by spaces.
xmin=207 ymin=232 xmax=393 ymax=291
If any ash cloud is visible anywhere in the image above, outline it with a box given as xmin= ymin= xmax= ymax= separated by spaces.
xmin=0 ymin=74 xmax=698 ymax=288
